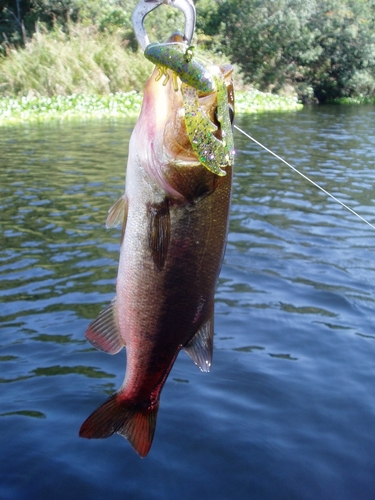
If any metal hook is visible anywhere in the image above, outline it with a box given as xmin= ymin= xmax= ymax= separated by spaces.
xmin=132 ymin=0 xmax=196 ymax=51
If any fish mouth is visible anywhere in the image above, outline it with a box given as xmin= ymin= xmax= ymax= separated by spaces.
xmin=139 ymin=46 xmax=235 ymax=200
xmin=162 ymin=64 xmax=235 ymax=165
xmin=142 ymin=28 xmax=235 ymax=169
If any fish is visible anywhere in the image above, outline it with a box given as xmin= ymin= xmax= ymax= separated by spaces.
xmin=79 ymin=35 xmax=235 ymax=457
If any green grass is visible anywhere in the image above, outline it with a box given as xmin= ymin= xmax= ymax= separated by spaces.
xmin=0 ymin=25 xmax=153 ymax=97
xmin=0 ymin=24 xmax=302 ymax=126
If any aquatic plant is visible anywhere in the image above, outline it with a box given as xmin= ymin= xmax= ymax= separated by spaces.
xmin=328 ymin=96 xmax=375 ymax=105
xmin=0 ymin=92 xmax=143 ymax=125
xmin=235 ymin=90 xmax=303 ymax=114
xmin=0 ymin=90 xmax=303 ymax=126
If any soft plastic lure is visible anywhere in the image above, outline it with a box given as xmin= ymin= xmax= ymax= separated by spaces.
xmin=182 ymin=73 xmax=235 ymax=176
xmin=145 ymin=40 xmax=234 ymax=175
xmin=144 ymin=42 xmax=215 ymax=94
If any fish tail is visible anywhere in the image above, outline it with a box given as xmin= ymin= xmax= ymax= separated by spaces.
xmin=79 ymin=393 xmax=159 ymax=458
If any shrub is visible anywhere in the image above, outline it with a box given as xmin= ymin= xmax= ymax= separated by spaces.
xmin=203 ymin=0 xmax=375 ymax=103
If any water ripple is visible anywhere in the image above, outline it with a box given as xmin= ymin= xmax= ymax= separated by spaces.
xmin=1 ymin=112 xmax=375 ymax=499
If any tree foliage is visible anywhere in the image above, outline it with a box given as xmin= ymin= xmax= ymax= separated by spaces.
xmin=0 ymin=0 xmax=185 ymax=50
xmin=197 ymin=0 xmax=375 ymax=102
xmin=1 ymin=0 xmax=82 ymax=44
xmin=1 ymin=0 xmax=375 ymax=101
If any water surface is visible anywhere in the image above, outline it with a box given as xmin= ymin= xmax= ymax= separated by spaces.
xmin=1 ymin=106 xmax=375 ymax=500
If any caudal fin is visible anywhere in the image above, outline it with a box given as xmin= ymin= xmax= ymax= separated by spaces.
xmin=79 ymin=393 xmax=159 ymax=458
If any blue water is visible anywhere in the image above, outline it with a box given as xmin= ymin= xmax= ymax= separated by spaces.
xmin=1 ymin=105 xmax=375 ymax=500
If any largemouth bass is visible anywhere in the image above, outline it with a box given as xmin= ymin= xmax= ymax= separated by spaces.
xmin=79 ymin=42 xmax=235 ymax=457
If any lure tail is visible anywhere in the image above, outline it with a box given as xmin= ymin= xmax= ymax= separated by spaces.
xmin=79 ymin=393 xmax=159 ymax=458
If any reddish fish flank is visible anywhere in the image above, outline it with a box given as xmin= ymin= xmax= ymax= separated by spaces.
xmin=79 ymin=54 xmax=235 ymax=457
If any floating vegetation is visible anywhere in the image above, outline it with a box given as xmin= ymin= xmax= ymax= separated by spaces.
xmin=235 ymin=89 xmax=303 ymax=114
xmin=0 ymin=90 xmax=302 ymax=126
xmin=0 ymin=92 xmax=143 ymax=125
xmin=329 ymin=96 xmax=375 ymax=105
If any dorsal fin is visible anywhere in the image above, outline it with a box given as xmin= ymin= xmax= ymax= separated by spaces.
xmin=85 ymin=297 xmax=124 ymax=354
xmin=148 ymin=199 xmax=170 ymax=271
xmin=106 ymin=195 xmax=128 ymax=229
xmin=184 ymin=306 xmax=214 ymax=372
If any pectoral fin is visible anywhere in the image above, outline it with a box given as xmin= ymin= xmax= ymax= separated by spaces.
xmin=85 ymin=297 xmax=124 ymax=354
xmin=148 ymin=199 xmax=170 ymax=271
xmin=106 ymin=195 xmax=128 ymax=229
xmin=184 ymin=308 xmax=214 ymax=372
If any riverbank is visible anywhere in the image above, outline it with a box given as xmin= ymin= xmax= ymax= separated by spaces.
xmin=0 ymin=90 xmax=303 ymax=126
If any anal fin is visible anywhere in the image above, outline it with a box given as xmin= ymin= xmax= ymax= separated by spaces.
xmin=184 ymin=306 xmax=214 ymax=372
xmin=85 ymin=297 xmax=124 ymax=354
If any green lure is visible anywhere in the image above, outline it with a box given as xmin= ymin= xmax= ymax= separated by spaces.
xmin=144 ymin=42 xmax=215 ymax=94
xmin=182 ymin=73 xmax=235 ymax=176
xmin=144 ymin=41 xmax=234 ymax=176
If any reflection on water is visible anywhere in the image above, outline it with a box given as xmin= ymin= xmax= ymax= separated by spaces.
xmin=0 ymin=410 xmax=46 ymax=419
xmin=1 ymin=107 xmax=375 ymax=499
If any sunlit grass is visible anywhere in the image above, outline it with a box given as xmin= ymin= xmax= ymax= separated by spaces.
xmin=0 ymin=25 xmax=152 ymax=97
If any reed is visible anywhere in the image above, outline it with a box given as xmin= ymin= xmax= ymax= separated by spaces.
xmin=0 ymin=25 xmax=153 ymax=97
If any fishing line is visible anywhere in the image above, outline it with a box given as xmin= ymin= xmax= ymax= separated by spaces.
xmin=234 ymin=124 xmax=375 ymax=231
